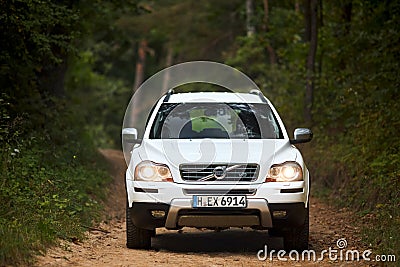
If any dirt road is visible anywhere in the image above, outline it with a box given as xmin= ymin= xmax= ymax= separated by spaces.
xmin=36 ymin=149 xmax=372 ymax=266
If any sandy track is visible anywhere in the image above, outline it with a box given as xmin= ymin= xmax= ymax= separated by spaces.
xmin=35 ymin=149 xmax=372 ymax=266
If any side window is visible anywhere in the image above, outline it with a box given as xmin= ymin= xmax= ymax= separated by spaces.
xmin=149 ymin=103 xmax=179 ymax=139
xmin=145 ymin=103 xmax=157 ymax=127
xmin=250 ymin=104 xmax=283 ymax=139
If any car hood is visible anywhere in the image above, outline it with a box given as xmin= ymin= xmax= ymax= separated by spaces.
xmin=138 ymin=139 xmax=297 ymax=167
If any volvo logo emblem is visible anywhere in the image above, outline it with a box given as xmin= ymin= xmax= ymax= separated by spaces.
xmin=213 ymin=166 xmax=226 ymax=180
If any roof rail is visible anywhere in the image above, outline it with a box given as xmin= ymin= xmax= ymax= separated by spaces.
xmin=249 ymin=89 xmax=267 ymax=103
xmin=163 ymin=89 xmax=174 ymax=102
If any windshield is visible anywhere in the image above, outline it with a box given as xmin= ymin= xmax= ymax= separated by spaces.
xmin=149 ymin=103 xmax=283 ymax=139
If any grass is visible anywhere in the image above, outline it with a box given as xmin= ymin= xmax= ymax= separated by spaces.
xmin=0 ymin=132 xmax=111 ymax=266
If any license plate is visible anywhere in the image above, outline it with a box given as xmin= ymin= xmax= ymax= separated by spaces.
xmin=192 ymin=195 xmax=247 ymax=208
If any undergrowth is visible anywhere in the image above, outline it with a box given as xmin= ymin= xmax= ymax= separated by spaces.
xmin=304 ymin=127 xmax=400 ymax=260
xmin=0 ymin=100 xmax=111 ymax=266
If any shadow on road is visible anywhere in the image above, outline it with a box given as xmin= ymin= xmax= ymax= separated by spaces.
xmin=152 ymin=229 xmax=283 ymax=253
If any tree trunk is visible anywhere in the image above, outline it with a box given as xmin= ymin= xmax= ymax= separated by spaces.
xmin=318 ymin=0 xmax=323 ymax=76
xmin=262 ymin=0 xmax=277 ymax=65
xmin=319 ymin=0 xmax=324 ymax=27
xmin=304 ymin=0 xmax=318 ymax=124
xmin=262 ymin=0 xmax=269 ymax=31
xmin=304 ymin=0 xmax=311 ymax=42
xmin=133 ymin=39 xmax=148 ymax=92
xmin=162 ymin=46 xmax=174 ymax=93
xmin=246 ymin=0 xmax=255 ymax=37
xmin=342 ymin=1 xmax=352 ymax=35
xmin=295 ymin=0 xmax=300 ymax=13
xmin=338 ymin=1 xmax=352 ymax=69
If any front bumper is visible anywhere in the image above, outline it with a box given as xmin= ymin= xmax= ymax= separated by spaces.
xmin=128 ymin=200 xmax=306 ymax=230
xmin=127 ymin=179 xmax=309 ymax=230
xmin=127 ymin=180 xmax=308 ymax=205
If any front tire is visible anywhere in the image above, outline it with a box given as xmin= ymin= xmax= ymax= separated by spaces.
xmin=126 ymin=204 xmax=153 ymax=249
xmin=282 ymin=208 xmax=309 ymax=251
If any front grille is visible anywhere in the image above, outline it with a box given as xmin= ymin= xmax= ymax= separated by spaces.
xmin=179 ymin=163 xmax=259 ymax=182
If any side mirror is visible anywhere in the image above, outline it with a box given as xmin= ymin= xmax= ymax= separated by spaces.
xmin=290 ymin=128 xmax=313 ymax=144
xmin=122 ymin=128 xmax=141 ymax=144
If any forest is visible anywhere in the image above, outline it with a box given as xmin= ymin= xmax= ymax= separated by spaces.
xmin=0 ymin=0 xmax=399 ymax=265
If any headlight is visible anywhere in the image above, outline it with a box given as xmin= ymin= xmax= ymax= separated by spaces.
xmin=134 ymin=161 xmax=173 ymax=182
xmin=266 ymin=162 xmax=303 ymax=182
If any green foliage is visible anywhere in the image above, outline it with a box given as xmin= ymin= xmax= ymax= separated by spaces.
xmin=310 ymin=0 xmax=400 ymax=255
xmin=0 ymin=103 xmax=110 ymax=265
xmin=0 ymin=1 xmax=79 ymax=107
xmin=65 ymin=50 xmax=131 ymax=148
xmin=225 ymin=6 xmax=307 ymax=130
xmin=227 ymin=0 xmax=400 ymax=255
xmin=62 ymin=1 xmax=141 ymax=148
xmin=0 ymin=1 xmax=133 ymax=265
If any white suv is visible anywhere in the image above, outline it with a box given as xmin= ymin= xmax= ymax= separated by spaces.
xmin=123 ymin=90 xmax=312 ymax=251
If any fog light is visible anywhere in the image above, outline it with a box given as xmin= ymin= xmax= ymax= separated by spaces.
xmin=273 ymin=210 xmax=287 ymax=218
xmin=151 ymin=210 xmax=166 ymax=218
